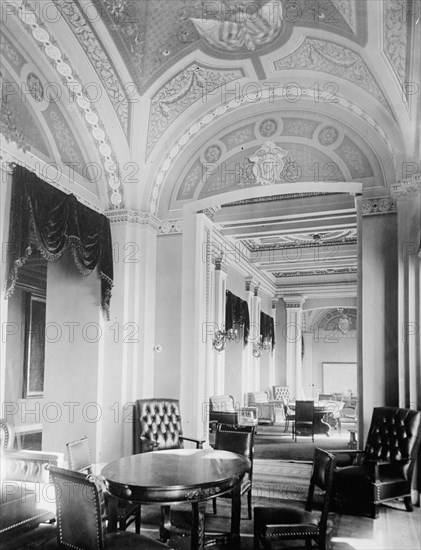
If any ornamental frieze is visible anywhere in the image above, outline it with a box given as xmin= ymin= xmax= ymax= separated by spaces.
xmin=383 ymin=0 xmax=409 ymax=87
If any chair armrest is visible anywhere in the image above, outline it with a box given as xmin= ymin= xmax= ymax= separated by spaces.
xmin=179 ymin=436 xmax=205 ymax=449
xmin=139 ymin=436 xmax=159 ymax=453
xmin=367 ymin=458 xmax=410 ymax=480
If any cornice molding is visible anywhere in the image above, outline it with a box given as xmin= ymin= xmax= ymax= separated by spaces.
xmin=277 ymin=282 xmax=357 ymax=299
xmin=106 ymin=209 xmax=160 ymax=231
xmin=283 ymin=296 xmax=306 ymax=308
xmin=361 ymin=197 xmax=396 ymax=216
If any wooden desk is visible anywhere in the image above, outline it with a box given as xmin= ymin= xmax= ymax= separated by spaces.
xmin=101 ymin=448 xmax=250 ymax=549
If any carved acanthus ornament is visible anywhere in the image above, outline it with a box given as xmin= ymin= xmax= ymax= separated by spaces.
xmin=147 ymin=65 xmax=243 ymax=156
xmin=383 ymin=0 xmax=408 ymax=87
xmin=283 ymin=296 xmax=306 ymax=309
xmin=274 ymin=38 xmax=389 ymax=109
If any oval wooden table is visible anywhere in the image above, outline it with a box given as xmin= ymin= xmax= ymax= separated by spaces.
xmin=101 ymin=448 xmax=250 ymax=549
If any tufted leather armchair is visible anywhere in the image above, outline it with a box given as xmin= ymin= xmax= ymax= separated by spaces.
xmin=133 ymin=398 xmax=205 ymax=454
xmin=332 ymin=406 xmax=421 ymax=518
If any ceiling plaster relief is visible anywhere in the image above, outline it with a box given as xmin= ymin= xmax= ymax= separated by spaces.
xmin=55 ymin=0 xmax=130 ymax=136
xmin=14 ymin=0 xmax=124 ymax=208
xmin=383 ymin=0 xmax=410 ymax=92
xmin=149 ymin=84 xmax=396 ymax=215
xmin=274 ymin=37 xmax=390 ymax=109
xmin=147 ymin=64 xmax=244 ymax=157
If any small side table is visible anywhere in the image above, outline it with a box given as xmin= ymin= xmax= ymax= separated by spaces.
xmin=348 ymin=429 xmax=357 ymax=449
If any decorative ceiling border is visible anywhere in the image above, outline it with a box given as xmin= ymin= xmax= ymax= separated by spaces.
xmin=55 ymin=0 xmax=130 ymax=137
xmin=273 ymin=267 xmax=357 ymax=278
xmin=14 ymin=0 xmax=124 ymax=209
xmin=149 ymin=86 xmax=395 ymax=215
xmin=242 ymin=238 xmax=357 ymax=252
xmin=277 ymin=281 xmax=357 ymax=299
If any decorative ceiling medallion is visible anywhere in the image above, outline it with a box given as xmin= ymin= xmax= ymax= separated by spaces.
xmin=204 ymin=144 xmax=222 ymax=163
xmin=190 ymin=0 xmax=283 ymax=52
xmin=249 ymin=141 xmax=288 ymax=185
xmin=318 ymin=126 xmax=339 ymax=146
xmin=16 ymin=0 xmax=123 ymax=208
xmin=259 ymin=119 xmax=277 ymax=137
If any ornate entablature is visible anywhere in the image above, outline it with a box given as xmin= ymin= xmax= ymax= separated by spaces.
xmin=391 ymin=174 xmax=421 ymax=198
xmin=274 ymin=267 xmax=357 ymax=278
xmin=274 ymin=38 xmax=390 ymax=110
xmin=147 ymin=64 xmax=244 ymax=157
xmin=106 ymin=209 xmax=160 ymax=231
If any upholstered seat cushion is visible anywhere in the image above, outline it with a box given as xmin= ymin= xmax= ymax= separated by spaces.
xmin=334 ymin=464 xmax=408 ymax=501
xmin=255 ymin=505 xmax=319 ymax=537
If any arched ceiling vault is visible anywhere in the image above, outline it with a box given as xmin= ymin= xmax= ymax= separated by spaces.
xmin=1 ymin=0 xmax=419 ymax=222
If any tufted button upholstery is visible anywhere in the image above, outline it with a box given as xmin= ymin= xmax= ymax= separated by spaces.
xmin=333 ymin=406 xmax=421 ymax=518
xmin=133 ymin=398 xmax=204 ymax=455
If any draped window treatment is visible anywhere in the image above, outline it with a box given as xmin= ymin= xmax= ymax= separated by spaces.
xmin=5 ymin=165 xmax=114 ymax=317
xmin=260 ymin=311 xmax=275 ymax=350
xmin=225 ymin=290 xmax=250 ymax=344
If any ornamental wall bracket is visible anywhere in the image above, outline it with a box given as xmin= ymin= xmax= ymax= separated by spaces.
xmin=249 ymin=141 xmax=289 ymax=185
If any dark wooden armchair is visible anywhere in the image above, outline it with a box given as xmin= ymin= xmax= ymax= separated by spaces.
xmin=332 ymin=406 xmax=421 ymax=518
xmin=47 ymin=465 xmax=172 ymax=550
xmin=133 ymin=398 xmax=205 ymax=454
xmin=212 ymin=423 xmax=255 ymax=519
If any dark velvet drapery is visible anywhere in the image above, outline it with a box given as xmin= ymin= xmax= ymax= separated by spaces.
xmin=260 ymin=311 xmax=275 ymax=350
xmin=225 ymin=290 xmax=250 ymax=344
xmin=5 ymin=165 xmax=113 ymax=316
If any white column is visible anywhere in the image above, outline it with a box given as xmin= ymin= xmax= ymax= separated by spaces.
xmin=393 ymin=179 xmax=421 ymax=409
xmin=213 ymin=256 xmax=226 ymax=396
xmin=180 ymin=209 xmax=214 ymax=441
xmin=242 ymin=277 xmax=254 ymax=403
xmin=283 ymin=296 xmax=305 ymax=400
xmin=302 ymin=333 xmax=314 ymax=398
xmin=251 ymin=285 xmax=262 ymax=390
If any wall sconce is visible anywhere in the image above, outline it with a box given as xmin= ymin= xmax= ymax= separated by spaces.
xmin=212 ymin=328 xmax=239 ymax=352
xmin=252 ymin=336 xmax=271 ymax=358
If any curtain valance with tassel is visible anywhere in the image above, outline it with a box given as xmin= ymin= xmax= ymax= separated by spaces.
xmin=5 ymin=165 xmax=113 ymax=316
xmin=225 ymin=290 xmax=250 ymax=344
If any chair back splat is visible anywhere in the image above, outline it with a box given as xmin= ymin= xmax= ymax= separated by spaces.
xmin=295 ymin=400 xmax=315 ymax=442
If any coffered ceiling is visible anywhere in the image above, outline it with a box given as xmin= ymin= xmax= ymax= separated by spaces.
xmin=1 ymin=0 xmax=420 ymax=294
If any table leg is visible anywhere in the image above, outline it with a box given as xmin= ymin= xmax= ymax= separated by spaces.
xmin=230 ymin=482 xmax=241 ymax=547
xmin=107 ymin=495 xmax=118 ymax=532
xmin=191 ymin=500 xmax=206 ymax=550
xmin=159 ymin=505 xmax=171 ymax=542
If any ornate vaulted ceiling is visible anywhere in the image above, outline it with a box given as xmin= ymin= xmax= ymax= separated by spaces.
xmin=1 ymin=0 xmax=420 ymax=291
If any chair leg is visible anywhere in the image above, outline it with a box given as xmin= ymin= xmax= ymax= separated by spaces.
xmin=248 ymin=490 xmax=252 ymax=520
xmin=305 ymin=538 xmax=313 ymax=550
xmin=404 ymin=496 xmax=414 ymax=512
xmin=135 ymin=506 xmax=141 ymax=534
xmin=371 ymin=503 xmax=379 ymax=519
xmin=284 ymin=419 xmax=289 ymax=433
xmin=213 ymin=497 xmax=217 ymax=515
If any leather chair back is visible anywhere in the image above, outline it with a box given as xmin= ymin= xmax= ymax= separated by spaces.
xmin=295 ymin=400 xmax=315 ymax=422
xmin=272 ymin=386 xmax=290 ymax=403
xmin=48 ymin=465 xmax=107 ymax=550
xmin=133 ymin=399 xmax=183 ymax=454
xmin=306 ymin=448 xmax=336 ymax=535
xmin=363 ymin=407 xmax=421 ymax=477
xmin=66 ymin=436 xmax=93 ymax=474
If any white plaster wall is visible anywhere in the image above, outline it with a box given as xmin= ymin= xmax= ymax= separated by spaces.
xmin=42 ymin=251 xmax=102 ymax=457
xmin=154 ymin=234 xmax=183 ymax=399
xmin=311 ymin=336 xmax=357 ymax=396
